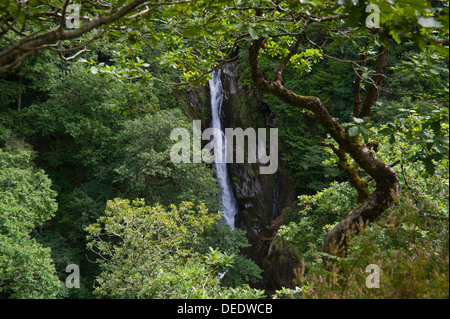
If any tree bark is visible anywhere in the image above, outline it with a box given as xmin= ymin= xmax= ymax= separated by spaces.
xmin=353 ymin=52 xmax=367 ymax=118
xmin=17 ymin=76 xmax=22 ymax=112
xmin=248 ymin=38 xmax=400 ymax=261
xmin=359 ymin=44 xmax=390 ymax=117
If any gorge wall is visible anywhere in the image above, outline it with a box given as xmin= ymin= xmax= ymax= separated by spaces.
xmin=182 ymin=62 xmax=300 ymax=290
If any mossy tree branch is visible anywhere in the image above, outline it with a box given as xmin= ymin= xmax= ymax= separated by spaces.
xmin=319 ymin=142 xmax=369 ymax=205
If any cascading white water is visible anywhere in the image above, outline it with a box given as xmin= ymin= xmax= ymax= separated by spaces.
xmin=209 ymin=69 xmax=238 ymax=229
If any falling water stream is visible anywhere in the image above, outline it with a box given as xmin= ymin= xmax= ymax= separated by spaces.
xmin=209 ymin=69 xmax=238 ymax=229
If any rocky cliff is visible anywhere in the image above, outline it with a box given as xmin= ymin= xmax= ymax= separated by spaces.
xmin=182 ymin=61 xmax=299 ymax=290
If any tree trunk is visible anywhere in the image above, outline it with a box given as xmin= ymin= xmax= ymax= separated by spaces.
xmin=17 ymin=76 xmax=22 ymax=112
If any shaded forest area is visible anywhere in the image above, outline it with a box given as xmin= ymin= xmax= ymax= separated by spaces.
xmin=0 ymin=0 xmax=448 ymax=299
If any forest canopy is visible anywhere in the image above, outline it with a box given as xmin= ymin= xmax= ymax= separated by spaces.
xmin=0 ymin=0 xmax=448 ymax=299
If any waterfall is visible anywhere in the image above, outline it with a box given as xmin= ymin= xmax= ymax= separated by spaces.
xmin=209 ymin=69 xmax=238 ymax=229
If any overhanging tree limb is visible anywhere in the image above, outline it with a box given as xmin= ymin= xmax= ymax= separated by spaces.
xmin=0 ymin=0 xmax=194 ymax=73
xmin=249 ymin=36 xmax=401 ymax=261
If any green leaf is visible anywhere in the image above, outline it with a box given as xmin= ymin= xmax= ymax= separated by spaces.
xmin=348 ymin=126 xmax=360 ymax=137
xmin=182 ymin=26 xmax=202 ymax=37
xmin=248 ymin=28 xmax=259 ymax=40
xmin=423 ymin=157 xmax=436 ymax=175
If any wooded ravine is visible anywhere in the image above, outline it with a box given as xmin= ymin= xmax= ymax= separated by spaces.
xmin=0 ymin=0 xmax=448 ymax=299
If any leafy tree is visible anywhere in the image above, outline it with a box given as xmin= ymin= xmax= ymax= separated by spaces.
xmin=85 ymin=198 xmax=264 ymax=298
xmin=1 ymin=0 xmax=448 ymax=298
xmin=276 ymin=113 xmax=449 ymax=298
xmin=242 ymin=1 xmax=447 ymax=260
xmin=84 ymin=0 xmax=448 ymax=260
xmin=10 ymin=61 xmax=222 ymax=297
xmin=197 ymin=222 xmax=263 ymax=287
xmin=113 ymin=109 xmax=221 ymax=211
xmin=0 ymin=131 xmax=61 ymax=298
xmin=0 ymin=0 xmax=158 ymax=72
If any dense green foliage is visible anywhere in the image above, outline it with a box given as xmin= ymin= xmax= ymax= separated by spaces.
xmin=277 ymin=116 xmax=449 ymax=298
xmin=0 ymin=0 xmax=448 ymax=299
xmin=86 ymin=199 xmax=263 ymax=298
xmin=0 ymin=51 xmax=262 ymax=299
xmin=0 ymin=132 xmax=61 ymax=298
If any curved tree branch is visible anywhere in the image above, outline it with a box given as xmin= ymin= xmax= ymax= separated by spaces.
xmin=319 ymin=142 xmax=369 ymax=204
xmin=249 ymin=37 xmax=400 ymax=261
xmin=0 ymin=0 xmax=194 ymax=73
xmin=275 ymin=33 xmax=304 ymax=83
